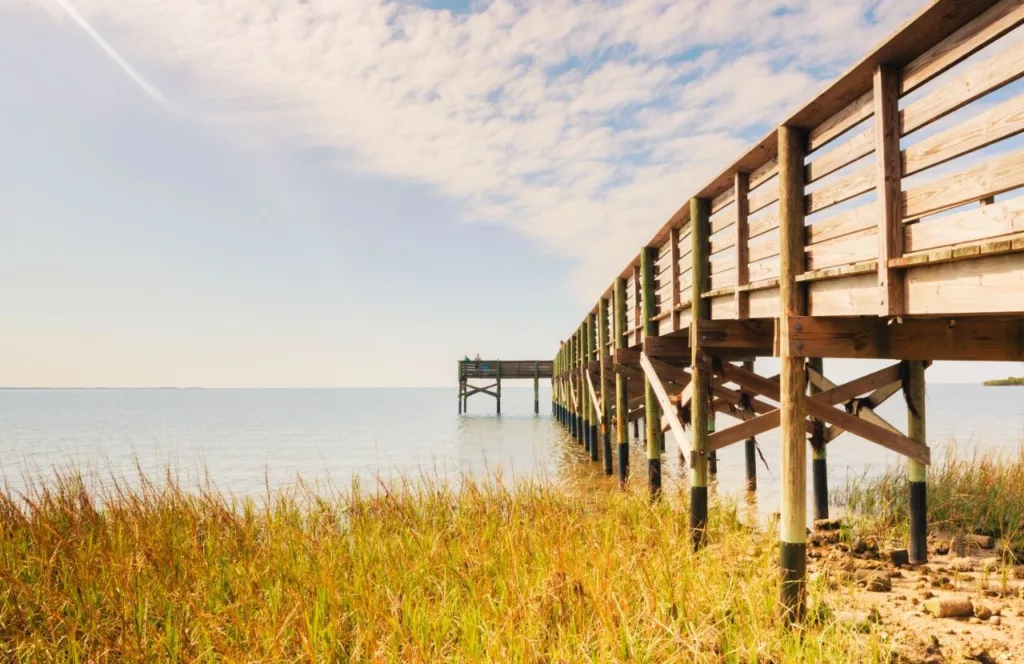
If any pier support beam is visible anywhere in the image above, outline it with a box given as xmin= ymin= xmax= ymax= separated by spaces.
xmin=588 ymin=312 xmax=599 ymax=462
xmin=640 ymin=245 xmax=661 ymax=501
xmin=689 ymin=197 xmax=711 ymax=548
xmin=599 ymin=297 xmax=613 ymax=475
xmin=778 ymin=124 xmax=807 ymax=621
xmin=743 ymin=360 xmax=757 ymax=492
xmin=496 ymin=360 xmax=502 ymax=415
xmin=809 ymin=357 xmax=828 ymax=522
xmin=908 ymin=359 xmax=928 ymax=564
xmin=614 ymin=278 xmax=630 ymax=485
xmin=534 ymin=361 xmax=539 ymax=415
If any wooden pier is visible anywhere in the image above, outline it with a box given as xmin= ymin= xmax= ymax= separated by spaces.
xmin=459 ymin=360 xmax=553 ymax=414
xmin=551 ymin=0 xmax=1024 ymax=621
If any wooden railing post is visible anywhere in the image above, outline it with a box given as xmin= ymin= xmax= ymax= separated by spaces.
xmin=734 ymin=172 xmax=751 ymax=320
xmin=599 ymin=296 xmax=613 ymax=475
xmin=614 ymin=278 xmax=629 ymax=485
xmin=690 ymin=197 xmax=711 ymax=549
xmin=640 ymin=246 xmax=661 ymax=500
xmin=496 ymin=359 xmax=501 ymax=415
xmin=874 ymin=64 xmax=904 ymax=316
xmin=908 ymin=360 xmax=929 ymax=564
xmin=779 ymin=124 xmax=808 ymax=621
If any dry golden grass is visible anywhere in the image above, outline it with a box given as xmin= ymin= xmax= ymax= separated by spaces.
xmin=0 ymin=471 xmax=893 ymax=662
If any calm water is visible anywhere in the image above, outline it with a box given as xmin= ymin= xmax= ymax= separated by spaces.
xmin=1 ymin=385 xmax=1022 ymax=514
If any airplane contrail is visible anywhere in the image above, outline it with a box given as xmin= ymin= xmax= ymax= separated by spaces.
xmin=52 ymin=0 xmax=170 ymax=107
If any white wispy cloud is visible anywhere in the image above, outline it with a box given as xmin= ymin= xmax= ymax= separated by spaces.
xmin=11 ymin=0 xmax=922 ymax=300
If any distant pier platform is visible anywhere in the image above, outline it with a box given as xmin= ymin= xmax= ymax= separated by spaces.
xmin=458 ymin=360 xmax=553 ymax=414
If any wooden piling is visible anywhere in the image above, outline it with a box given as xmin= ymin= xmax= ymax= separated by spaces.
xmin=778 ymin=124 xmax=808 ymax=621
xmin=496 ymin=360 xmax=502 ymax=415
xmin=534 ymin=360 xmax=539 ymax=414
xmin=689 ymin=197 xmax=711 ymax=547
xmin=908 ymin=359 xmax=928 ymax=564
xmin=587 ymin=312 xmax=599 ymax=461
xmin=576 ymin=328 xmax=584 ymax=444
xmin=641 ymin=245 xmax=661 ymax=500
xmin=743 ymin=363 xmax=757 ymax=491
xmin=809 ymin=357 xmax=828 ymax=521
xmin=599 ymin=297 xmax=613 ymax=475
xmin=614 ymin=278 xmax=629 ymax=485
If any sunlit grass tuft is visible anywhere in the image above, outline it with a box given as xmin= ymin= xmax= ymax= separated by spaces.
xmin=0 ymin=470 xmax=891 ymax=662
xmin=836 ymin=444 xmax=1024 ymax=550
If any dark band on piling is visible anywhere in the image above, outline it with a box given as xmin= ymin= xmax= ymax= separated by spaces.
xmin=618 ymin=443 xmax=629 ymax=485
xmin=780 ymin=542 xmax=807 ymax=621
xmin=812 ymin=457 xmax=829 ymax=521
xmin=602 ymin=429 xmax=613 ymax=475
xmin=589 ymin=425 xmax=599 ymax=461
xmin=909 ymin=481 xmax=927 ymax=564
xmin=744 ymin=438 xmax=757 ymax=491
xmin=647 ymin=458 xmax=661 ymax=500
xmin=690 ymin=486 xmax=708 ymax=550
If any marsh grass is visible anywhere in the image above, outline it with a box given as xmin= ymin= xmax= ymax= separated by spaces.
xmin=0 ymin=470 xmax=891 ymax=662
xmin=836 ymin=445 xmax=1024 ymax=552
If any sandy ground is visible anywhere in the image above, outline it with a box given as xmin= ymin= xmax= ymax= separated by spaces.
xmin=808 ymin=527 xmax=1024 ymax=663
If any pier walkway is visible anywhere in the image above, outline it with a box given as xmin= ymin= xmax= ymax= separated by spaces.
xmin=459 ymin=360 xmax=552 ymax=414
xmin=550 ymin=0 xmax=1024 ymax=620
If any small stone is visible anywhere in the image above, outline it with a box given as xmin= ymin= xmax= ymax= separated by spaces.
xmin=990 ymin=616 xmax=1001 ymax=626
xmin=966 ymin=534 xmax=995 ymax=550
xmin=969 ymin=617 xmax=982 ymax=624
xmin=856 ymin=569 xmax=892 ymax=592
xmin=975 ymin=604 xmax=993 ymax=620
xmin=814 ymin=517 xmax=842 ymax=531
xmin=924 ymin=596 xmax=974 ymax=618
xmin=887 ymin=548 xmax=910 ymax=567
xmin=920 ymin=590 xmax=935 ymax=599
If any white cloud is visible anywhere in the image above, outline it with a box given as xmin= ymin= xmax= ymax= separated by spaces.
xmin=8 ymin=0 xmax=922 ymax=300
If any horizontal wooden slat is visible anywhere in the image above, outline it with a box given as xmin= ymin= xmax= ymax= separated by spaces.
xmin=902 ymin=39 xmax=1024 ymax=136
xmin=903 ymin=91 xmax=1024 ymax=176
xmin=805 ymin=226 xmax=878 ymax=270
xmin=709 ymin=217 xmax=735 ymax=235
xmin=709 ymin=268 xmax=736 ymax=291
xmin=748 ymin=235 xmax=780 ymax=263
xmin=710 ymin=254 xmax=736 ymax=275
xmin=710 ymin=233 xmax=736 ymax=255
xmin=903 ymin=147 xmax=1024 ymax=218
xmin=748 ymin=256 xmax=781 ymax=282
xmin=747 ymin=180 xmax=780 ymax=214
xmin=711 ymin=188 xmax=734 ymax=214
xmin=806 ymin=125 xmax=876 ymax=183
xmin=749 ymin=157 xmax=779 ymax=189
xmin=896 ymin=231 xmax=1024 ymax=268
xmin=808 ymin=90 xmax=874 ymax=152
xmin=748 ymin=211 xmax=780 ymax=239
xmin=906 ymin=252 xmax=1024 ymax=314
xmin=901 ymin=0 xmax=1024 ymax=94
xmin=805 ymin=164 xmax=875 ymax=214
xmin=806 ymin=202 xmax=877 ymax=244
xmin=905 ymin=194 xmax=1024 ymax=252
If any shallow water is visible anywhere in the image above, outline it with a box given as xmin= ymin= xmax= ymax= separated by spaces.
xmin=1 ymin=385 xmax=1021 ymax=516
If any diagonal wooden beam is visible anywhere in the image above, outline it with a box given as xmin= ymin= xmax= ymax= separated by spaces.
xmin=585 ymin=369 xmax=603 ymax=423
xmin=640 ymin=352 xmax=689 ymax=462
xmin=697 ymin=352 xmax=781 ymax=401
xmin=465 ymin=384 xmax=499 ymax=398
xmin=708 ymin=409 xmax=781 ymax=452
xmin=646 ymin=356 xmax=692 ymax=387
xmin=805 ymin=399 xmax=930 ymax=465
xmin=824 ymin=379 xmax=903 ymax=442
xmin=568 ymin=375 xmax=579 ymax=410
xmin=807 ymin=362 xmax=903 ymax=407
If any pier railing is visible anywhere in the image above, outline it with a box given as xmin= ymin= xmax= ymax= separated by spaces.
xmin=551 ymin=0 xmax=1024 ymax=622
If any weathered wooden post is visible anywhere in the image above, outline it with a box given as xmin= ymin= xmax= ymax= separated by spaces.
xmin=743 ymin=362 xmax=757 ymax=491
xmin=458 ymin=361 xmax=463 ymax=415
xmin=778 ymin=124 xmax=808 ymax=621
xmin=614 ymin=277 xmax=629 ymax=485
xmin=599 ymin=296 xmax=613 ymax=475
xmin=580 ymin=324 xmax=590 ymax=452
xmin=809 ymin=357 xmax=828 ymax=521
xmin=534 ymin=360 xmax=540 ymax=415
xmin=690 ymin=197 xmax=711 ymax=548
xmin=908 ymin=360 xmax=928 ymax=564
xmin=641 ymin=245 xmax=661 ymax=500
xmin=496 ymin=359 xmax=502 ymax=415
xmin=574 ymin=328 xmax=583 ymax=443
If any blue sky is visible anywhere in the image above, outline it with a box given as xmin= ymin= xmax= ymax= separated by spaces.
xmin=1 ymin=0 xmax=1020 ymax=386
